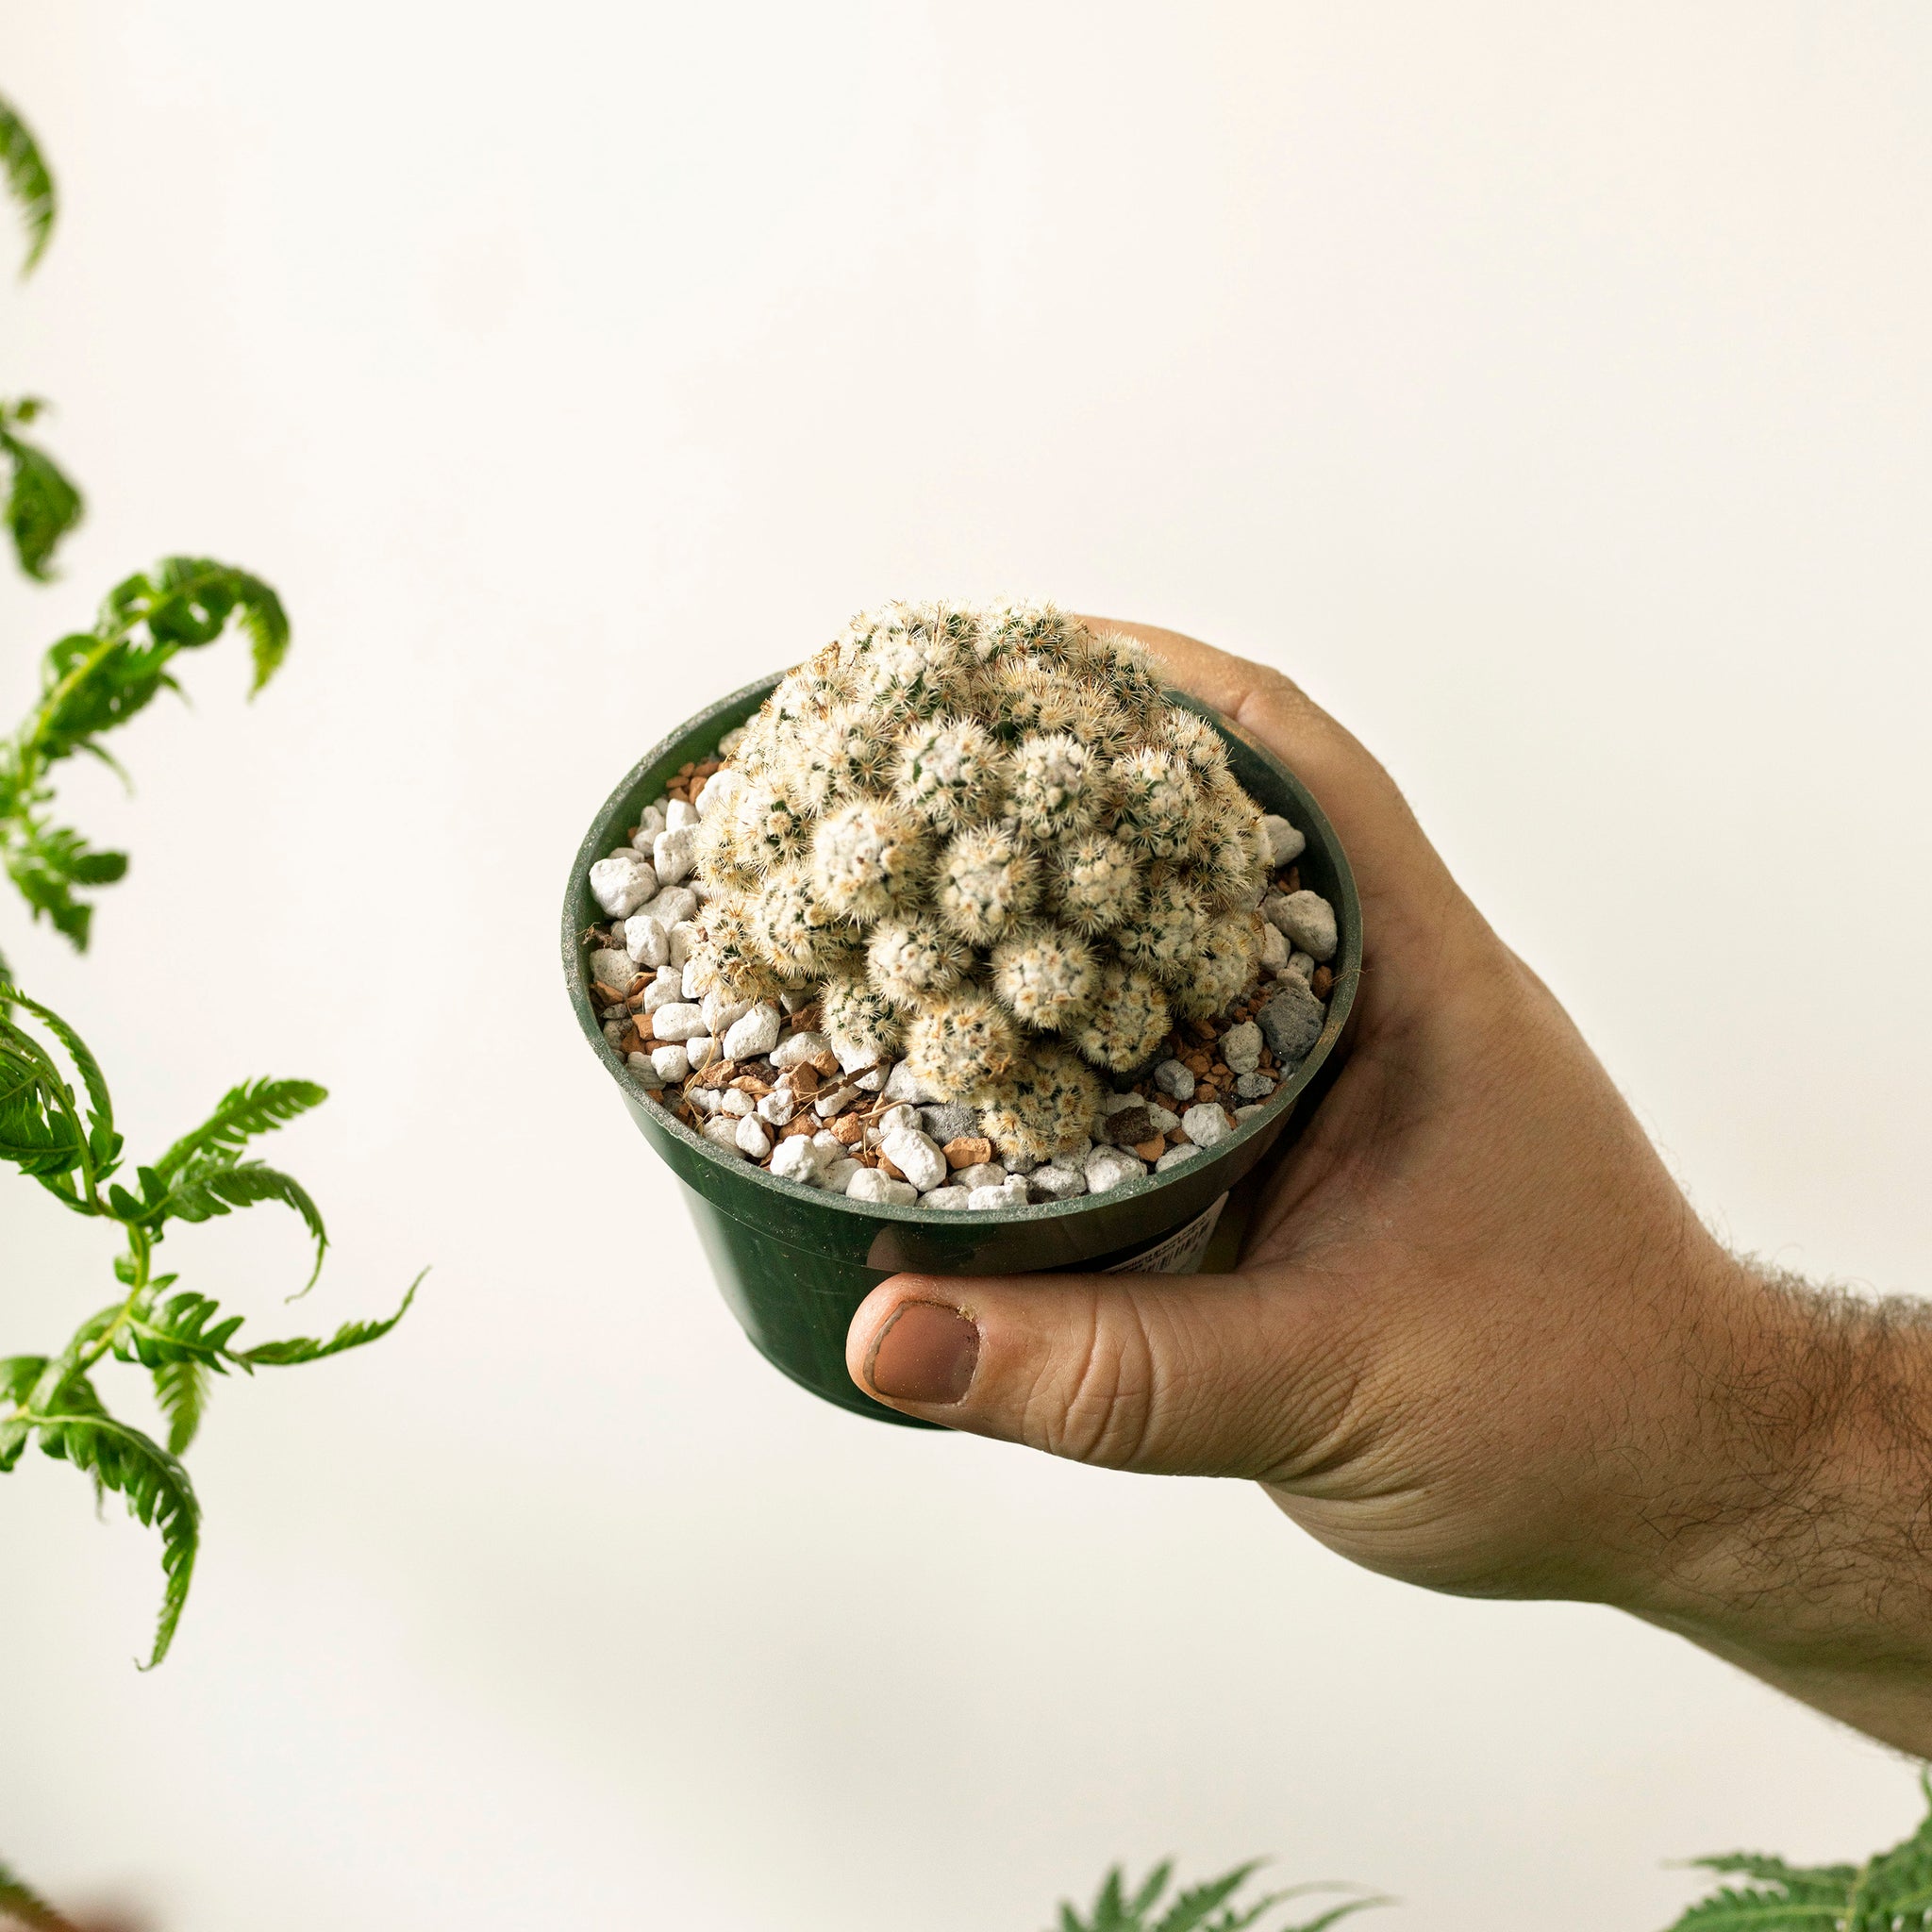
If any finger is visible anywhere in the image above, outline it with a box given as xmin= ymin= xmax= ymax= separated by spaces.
xmin=846 ymin=1265 xmax=1359 ymax=1475
xmin=1079 ymin=615 xmax=1460 ymax=940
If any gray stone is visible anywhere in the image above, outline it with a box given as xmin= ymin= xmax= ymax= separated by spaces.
xmin=1182 ymin=1103 xmax=1233 ymax=1149
xmin=1257 ymin=979 xmax=1324 ymax=1064
xmin=1272 ymin=889 xmax=1337 ymax=961
xmin=1259 ymin=921 xmax=1289 ymax=974
xmin=1029 ymin=1163 xmax=1088 ymax=1201
xmin=1221 ymin=1020 xmax=1263 ymax=1076
xmin=880 ymin=1128 xmax=948 ymax=1192
xmin=1235 ymin=1071 xmax=1276 ymax=1101
xmin=1260 ymin=813 xmax=1307 ymax=866
xmin=920 ymin=1102 xmax=979 ymax=1143
xmin=1002 ymin=1150 xmax=1040 ymax=1175
xmin=1153 ymin=1058 xmax=1196 ymax=1102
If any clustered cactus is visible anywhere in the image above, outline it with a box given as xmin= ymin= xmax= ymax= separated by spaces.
xmin=686 ymin=601 xmax=1271 ymax=1164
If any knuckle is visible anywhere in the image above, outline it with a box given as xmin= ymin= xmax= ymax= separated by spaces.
xmin=1024 ymin=1291 xmax=1163 ymax=1468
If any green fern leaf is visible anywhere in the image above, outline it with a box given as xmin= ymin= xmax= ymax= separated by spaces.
xmin=152 ymin=1359 xmax=210 ymax=1457
xmin=238 ymin=1268 xmax=425 ymax=1366
xmin=154 ymin=1075 xmax=327 ymax=1180
xmin=0 ymin=1854 xmax=83 ymax=1931
xmin=1156 ymin=1865 xmax=1268 ymax=1932
xmin=25 ymin=1373 xmax=200 ymax=1667
xmin=1129 ymin=1866 xmax=1176 ymax=1919
xmin=0 ymin=92 xmax=55 ymax=274
xmin=157 ymin=1158 xmax=328 ymax=1290
xmin=0 ymin=399 xmax=84 ymax=579
xmin=117 ymin=1291 xmax=245 ymax=1374
xmin=1665 ymin=1882 xmax=1850 ymax=1929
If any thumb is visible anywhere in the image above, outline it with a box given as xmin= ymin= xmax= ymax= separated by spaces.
xmin=845 ymin=1266 xmax=1352 ymax=1475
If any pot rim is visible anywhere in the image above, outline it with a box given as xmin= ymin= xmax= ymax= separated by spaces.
xmin=561 ymin=671 xmax=1361 ymax=1226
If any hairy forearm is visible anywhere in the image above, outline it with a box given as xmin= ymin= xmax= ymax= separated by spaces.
xmin=1626 ymin=1261 xmax=1932 ymax=1753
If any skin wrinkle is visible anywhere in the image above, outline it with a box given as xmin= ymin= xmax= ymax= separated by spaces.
xmin=843 ymin=618 xmax=1932 ymax=1757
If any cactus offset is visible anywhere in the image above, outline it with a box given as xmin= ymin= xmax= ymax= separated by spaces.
xmin=692 ymin=601 xmax=1270 ymax=1128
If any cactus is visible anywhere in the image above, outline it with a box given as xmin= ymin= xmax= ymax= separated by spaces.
xmin=692 ymin=600 xmax=1270 ymax=1151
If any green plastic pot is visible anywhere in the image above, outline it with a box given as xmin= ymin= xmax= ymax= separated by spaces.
xmin=562 ymin=674 xmax=1362 ymax=1426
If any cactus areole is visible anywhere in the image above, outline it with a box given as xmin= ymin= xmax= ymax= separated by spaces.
xmin=563 ymin=601 xmax=1360 ymax=1424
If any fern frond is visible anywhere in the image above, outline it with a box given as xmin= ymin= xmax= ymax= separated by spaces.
xmin=25 ymin=1374 xmax=200 ymax=1667
xmin=1156 ymin=1864 xmax=1267 ymax=1932
xmin=154 ymin=1075 xmax=327 ymax=1180
xmin=0 ymin=399 xmax=84 ymax=579
xmin=156 ymin=1159 xmax=327 ymax=1290
xmin=0 ymin=92 xmax=56 ymax=274
xmin=153 ymin=1358 xmax=211 ymax=1457
xmin=0 ymin=1854 xmax=83 ymax=1931
xmin=238 ymin=1268 xmax=424 ymax=1366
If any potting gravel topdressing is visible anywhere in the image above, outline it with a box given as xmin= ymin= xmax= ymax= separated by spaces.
xmin=577 ymin=602 xmax=1339 ymax=1211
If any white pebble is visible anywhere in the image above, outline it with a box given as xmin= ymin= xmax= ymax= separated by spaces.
xmin=772 ymin=1031 xmax=831 ymax=1069
xmin=650 ymin=1043 xmax=690 ymax=1083
xmin=736 ymin=1115 xmax=773 ymax=1158
xmin=952 ymin=1161 xmax=1007 ymax=1192
xmin=651 ymin=1002 xmax=706 ymax=1042
xmin=811 ymin=1130 xmax=844 ymax=1156
xmin=717 ymin=726 xmax=746 ymax=755
xmin=1102 ymin=1092 xmax=1145 ymax=1115
xmin=631 ymin=804 xmax=667 ymax=847
xmin=625 ymin=1052 xmax=663 ymax=1088
xmin=880 ymin=1128 xmax=948 ymax=1192
xmin=876 ymin=1103 xmax=922 ymax=1138
xmin=702 ymin=989 xmax=753 ymax=1038
xmin=818 ymin=1155 xmax=861 ymax=1191
xmin=1145 ymin=1105 xmax=1180 ymax=1135
xmin=997 ymin=1174 xmax=1032 ymax=1207
xmin=587 ymin=948 xmax=635 ymax=991
xmin=779 ymin=987 xmax=814 ymax=1013
xmin=643 ymin=979 xmax=684 ymax=1014
xmin=1271 ymin=890 xmax=1337 ymax=962
xmin=590 ymin=852 xmax=658 ymax=919
xmin=681 ymin=958 xmax=708 ymax=1000
xmin=1221 ymin=1021 xmax=1263 ymax=1076
xmin=1156 ymin=1143 xmax=1203 ymax=1173
xmin=695 ymin=767 xmax=743 ymax=820
xmin=702 ymin=1117 xmax=747 ymax=1157
xmin=1259 ymin=920 xmax=1290 ymax=974
xmin=883 ymin=1060 xmax=938 ymax=1105
xmin=668 ymin=921 xmax=701 ymax=969
xmin=1260 ymin=814 xmax=1307 ymax=866
xmin=1286 ymin=951 xmax=1317 ymax=984
xmin=758 ymin=1087 xmax=798 ymax=1125
xmin=723 ymin=1003 xmax=781 ymax=1061
xmin=1181 ymin=1103 xmax=1233 ymax=1148
xmin=624 ymin=913 xmax=671 ymax=967
xmin=769 ymin=1136 xmax=823 ymax=1184
xmin=685 ymin=1034 xmax=717 ymax=1070
xmin=965 ymin=1186 xmax=1010 ymax=1210
xmin=847 ymin=1168 xmax=918 ymax=1206
xmin=665 ymin=798 xmax=700 ymax=832
xmin=653 ymin=825 xmax=699 ymax=886
xmin=1084 ymin=1146 xmax=1148 ymax=1194
xmin=853 ymin=1062 xmax=891 ymax=1092
xmin=922 ymin=1186 xmax=972 ymax=1210
xmin=718 ymin=1089 xmax=754 ymax=1117
xmin=815 ymin=1084 xmax=859 ymax=1117
xmin=1235 ymin=1103 xmax=1267 ymax=1122
xmin=643 ymin=886 xmax=699 ymax=927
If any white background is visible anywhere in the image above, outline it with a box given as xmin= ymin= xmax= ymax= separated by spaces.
xmin=3 ymin=5 xmax=1929 ymax=1926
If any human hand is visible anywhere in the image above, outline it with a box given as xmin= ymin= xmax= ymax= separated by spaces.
xmin=845 ymin=620 xmax=1932 ymax=1753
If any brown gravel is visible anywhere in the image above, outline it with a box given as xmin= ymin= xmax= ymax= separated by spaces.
xmin=942 ymin=1136 xmax=992 ymax=1169
xmin=1131 ymin=1136 xmax=1167 ymax=1163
